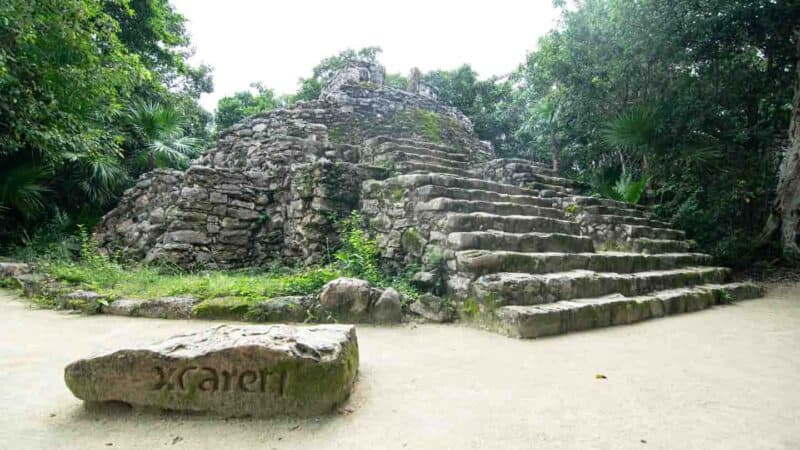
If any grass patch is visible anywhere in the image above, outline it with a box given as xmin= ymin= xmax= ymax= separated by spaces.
xmin=44 ymin=261 xmax=342 ymax=302
xmin=23 ymin=211 xmax=419 ymax=310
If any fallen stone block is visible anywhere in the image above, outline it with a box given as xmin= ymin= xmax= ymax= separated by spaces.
xmin=410 ymin=293 xmax=454 ymax=323
xmin=58 ymin=290 xmax=107 ymax=313
xmin=103 ymin=296 xmax=201 ymax=319
xmin=64 ymin=324 xmax=359 ymax=417
xmin=0 ymin=262 xmax=31 ymax=278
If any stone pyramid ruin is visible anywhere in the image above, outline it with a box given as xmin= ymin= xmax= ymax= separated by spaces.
xmin=95 ymin=61 xmax=762 ymax=338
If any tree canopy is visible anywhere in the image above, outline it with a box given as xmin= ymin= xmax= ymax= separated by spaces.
xmin=0 ymin=0 xmax=212 ymax=246
xmin=2 ymin=1 xmax=797 ymax=266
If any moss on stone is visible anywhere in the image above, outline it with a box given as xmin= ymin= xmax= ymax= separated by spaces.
xmin=273 ymin=341 xmax=359 ymax=405
xmin=400 ymin=227 xmax=424 ymax=256
xmin=359 ymin=81 xmax=380 ymax=90
xmin=328 ymin=125 xmax=343 ymax=142
xmin=192 ymin=297 xmax=254 ymax=319
xmin=597 ymin=241 xmax=627 ymax=252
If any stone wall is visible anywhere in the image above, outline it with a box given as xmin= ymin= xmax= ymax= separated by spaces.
xmin=95 ymin=61 xmax=489 ymax=269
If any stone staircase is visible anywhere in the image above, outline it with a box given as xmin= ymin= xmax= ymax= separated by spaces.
xmin=93 ymin=61 xmax=761 ymax=337
xmin=361 ymin=136 xmax=763 ymax=338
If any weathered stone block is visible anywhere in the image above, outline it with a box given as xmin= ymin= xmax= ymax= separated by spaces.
xmin=0 ymin=262 xmax=31 ymax=278
xmin=64 ymin=325 xmax=358 ymax=417
xmin=372 ymin=288 xmax=402 ymax=323
xmin=59 ymin=290 xmax=106 ymax=314
xmin=410 ymin=294 xmax=453 ymax=323
xmin=319 ymin=278 xmax=374 ymax=321
xmin=103 ymin=296 xmax=201 ymax=319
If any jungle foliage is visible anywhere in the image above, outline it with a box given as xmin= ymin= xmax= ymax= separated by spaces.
xmin=0 ymin=0 xmax=212 ymax=248
xmin=420 ymin=0 xmax=799 ymax=266
xmin=2 ymin=0 xmax=797 ymax=268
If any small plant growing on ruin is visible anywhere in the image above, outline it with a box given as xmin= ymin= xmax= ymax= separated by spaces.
xmin=564 ymin=204 xmax=579 ymax=216
xmin=718 ymin=290 xmax=734 ymax=304
xmin=461 ymin=297 xmax=480 ymax=318
xmin=334 ymin=211 xmax=382 ymax=284
xmin=598 ymin=241 xmax=627 ymax=252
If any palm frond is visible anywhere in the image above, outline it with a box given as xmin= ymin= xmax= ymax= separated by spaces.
xmin=149 ymin=140 xmax=191 ymax=166
xmin=0 ymin=165 xmax=52 ymax=218
xmin=603 ymin=106 xmax=658 ymax=153
xmin=611 ymin=171 xmax=650 ymax=204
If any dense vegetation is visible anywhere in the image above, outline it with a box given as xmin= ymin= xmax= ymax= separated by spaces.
xmin=418 ymin=0 xmax=799 ymax=267
xmin=0 ymin=0 xmax=212 ymax=251
xmin=31 ymin=212 xmax=416 ymax=309
xmin=1 ymin=0 xmax=798 ymax=269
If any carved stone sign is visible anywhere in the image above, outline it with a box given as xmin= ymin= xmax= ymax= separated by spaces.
xmin=64 ymin=324 xmax=358 ymax=417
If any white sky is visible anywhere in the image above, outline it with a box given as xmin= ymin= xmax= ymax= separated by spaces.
xmin=169 ymin=1 xmax=562 ymax=111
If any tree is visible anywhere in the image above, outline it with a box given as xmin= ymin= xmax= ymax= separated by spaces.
xmin=511 ymin=0 xmax=798 ymax=265
xmin=0 ymin=0 xmax=145 ymax=237
xmin=126 ymin=102 xmax=201 ymax=170
xmin=422 ymin=65 xmax=524 ymax=156
xmin=215 ymin=84 xmax=281 ymax=130
xmin=0 ymin=0 xmax=212 ymax=245
xmin=295 ymin=47 xmax=383 ymax=101
xmin=759 ymin=32 xmax=800 ymax=262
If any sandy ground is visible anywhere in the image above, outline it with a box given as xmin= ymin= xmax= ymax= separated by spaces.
xmin=1 ymin=285 xmax=799 ymax=450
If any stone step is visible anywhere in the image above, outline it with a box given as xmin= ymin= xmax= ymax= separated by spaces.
xmin=580 ymin=205 xmax=652 ymax=218
xmin=414 ymin=185 xmax=557 ymax=208
xmin=380 ymin=174 xmax=541 ymax=198
xmin=455 ymin=250 xmax=711 ymax=279
xmin=525 ymin=181 xmax=582 ymax=196
xmin=626 ymin=224 xmax=685 ymax=241
xmin=491 ymin=282 xmax=763 ymax=339
xmin=569 ymin=196 xmax=651 ymax=212
xmin=375 ymin=150 xmax=472 ymax=170
xmin=471 ymin=266 xmax=730 ymax=306
xmin=370 ymin=136 xmax=482 ymax=158
xmin=593 ymin=214 xmax=673 ymax=229
xmin=489 ymin=158 xmax=557 ymax=177
xmin=448 ymin=230 xmax=595 ymax=253
xmin=416 ymin=198 xmax=565 ymax=220
xmin=631 ymin=238 xmax=695 ymax=254
xmin=376 ymin=143 xmax=470 ymax=162
xmin=527 ymin=172 xmax=588 ymax=191
xmin=445 ymin=212 xmax=582 ymax=235
xmin=397 ymin=161 xmax=476 ymax=178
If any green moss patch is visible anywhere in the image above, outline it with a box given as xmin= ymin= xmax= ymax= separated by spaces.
xmin=193 ymin=297 xmax=255 ymax=319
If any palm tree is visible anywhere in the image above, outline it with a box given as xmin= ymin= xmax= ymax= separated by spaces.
xmin=126 ymin=102 xmax=201 ymax=170
xmin=0 ymin=164 xmax=51 ymax=219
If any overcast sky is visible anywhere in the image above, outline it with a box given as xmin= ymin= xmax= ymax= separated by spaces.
xmin=169 ymin=1 xmax=562 ymax=111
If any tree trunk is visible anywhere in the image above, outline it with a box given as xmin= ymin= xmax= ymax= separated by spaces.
xmin=549 ymin=129 xmax=560 ymax=172
xmin=759 ymin=33 xmax=800 ymax=262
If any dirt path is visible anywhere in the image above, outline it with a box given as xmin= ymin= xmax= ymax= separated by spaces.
xmin=1 ymin=285 xmax=799 ymax=450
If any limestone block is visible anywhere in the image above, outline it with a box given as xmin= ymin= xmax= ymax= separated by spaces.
xmin=64 ymin=324 xmax=358 ymax=417
xmin=319 ymin=278 xmax=376 ymax=321
xmin=103 ymin=296 xmax=201 ymax=319
xmin=0 ymin=262 xmax=30 ymax=278
xmin=372 ymin=288 xmax=402 ymax=323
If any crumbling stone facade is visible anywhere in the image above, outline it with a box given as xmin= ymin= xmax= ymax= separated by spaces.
xmin=78 ymin=61 xmax=766 ymax=337
xmin=95 ymin=62 xmax=487 ymax=268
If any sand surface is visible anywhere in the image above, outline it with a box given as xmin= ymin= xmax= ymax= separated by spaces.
xmin=1 ymin=285 xmax=799 ymax=449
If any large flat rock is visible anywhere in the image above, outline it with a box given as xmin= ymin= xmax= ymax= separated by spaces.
xmin=64 ymin=324 xmax=358 ymax=417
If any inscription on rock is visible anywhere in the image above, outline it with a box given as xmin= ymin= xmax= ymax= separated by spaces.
xmin=152 ymin=366 xmax=288 ymax=395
